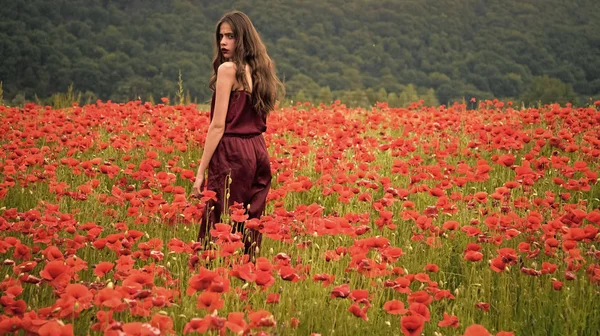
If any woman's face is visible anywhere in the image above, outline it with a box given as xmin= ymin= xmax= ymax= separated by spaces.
xmin=219 ymin=22 xmax=235 ymax=61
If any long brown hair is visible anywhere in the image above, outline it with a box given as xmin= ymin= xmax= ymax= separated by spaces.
xmin=209 ymin=11 xmax=284 ymax=117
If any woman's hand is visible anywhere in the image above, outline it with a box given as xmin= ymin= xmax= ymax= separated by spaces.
xmin=192 ymin=173 xmax=205 ymax=198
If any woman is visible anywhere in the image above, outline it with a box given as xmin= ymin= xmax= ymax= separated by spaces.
xmin=192 ymin=11 xmax=284 ymax=260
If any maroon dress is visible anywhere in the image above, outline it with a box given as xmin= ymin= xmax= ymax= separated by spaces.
xmin=197 ymin=90 xmax=271 ymax=256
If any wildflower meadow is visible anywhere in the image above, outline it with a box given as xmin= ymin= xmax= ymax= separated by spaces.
xmin=1 ymin=98 xmax=600 ymax=335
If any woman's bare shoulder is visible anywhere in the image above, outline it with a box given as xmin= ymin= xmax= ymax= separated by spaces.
xmin=218 ymin=62 xmax=236 ymax=77
xmin=218 ymin=61 xmax=252 ymax=73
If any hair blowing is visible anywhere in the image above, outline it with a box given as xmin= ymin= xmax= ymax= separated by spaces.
xmin=209 ymin=11 xmax=285 ymax=117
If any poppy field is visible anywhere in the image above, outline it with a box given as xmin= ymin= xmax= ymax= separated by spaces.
xmin=1 ymin=98 xmax=600 ymax=335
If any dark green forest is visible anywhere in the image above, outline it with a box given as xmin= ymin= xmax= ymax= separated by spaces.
xmin=2 ymin=0 xmax=600 ymax=107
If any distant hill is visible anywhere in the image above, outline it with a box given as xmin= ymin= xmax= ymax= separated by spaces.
xmin=1 ymin=0 xmax=599 ymax=106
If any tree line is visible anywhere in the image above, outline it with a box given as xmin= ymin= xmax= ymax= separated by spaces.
xmin=1 ymin=0 xmax=598 ymax=107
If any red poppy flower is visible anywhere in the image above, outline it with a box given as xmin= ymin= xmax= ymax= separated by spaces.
xmin=442 ymin=220 xmax=459 ymax=231
xmin=199 ymin=314 xmax=227 ymax=333
xmin=123 ymin=272 xmax=154 ymax=289
xmin=208 ymin=275 xmax=230 ymax=293
xmin=93 ymin=262 xmax=114 ymax=277
xmin=381 ymin=246 xmax=404 ymax=263
xmin=0 ymin=296 xmax=26 ymax=316
xmin=434 ymin=289 xmax=456 ymax=301
xmin=462 ymin=226 xmax=482 ymax=236
xmin=408 ymin=291 xmax=433 ymax=305
xmin=94 ymin=287 xmax=123 ymax=309
xmin=390 ymin=281 xmax=410 ymax=294
xmin=383 ymin=300 xmax=409 ymax=315
xmin=4 ymin=285 xmax=22 ymax=298
xmin=403 ymin=201 xmax=415 ymax=208
xmin=279 ymin=265 xmax=301 ymax=282
xmin=408 ymin=302 xmax=430 ymax=321
xmin=424 ymin=263 xmax=439 ymax=272
xmin=490 ymin=256 xmax=507 ymax=272
xmin=54 ymin=283 xmax=93 ymax=317
xmin=231 ymin=263 xmax=257 ymax=283
xmin=42 ymin=246 xmax=64 ymax=261
xmin=400 ymin=315 xmax=424 ymax=336
xmin=183 ymin=318 xmax=209 ymax=334
xmin=498 ymin=248 xmax=517 ymax=263
xmin=331 ymin=284 xmax=351 ymax=298
xmin=474 ymin=191 xmax=488 ymax=203
xmin=225 ymin=312 xmax=248 ymax=334
xmin=413 ymin=273 xmax=431 ymax=283
xmin=464 ymin=251 xmax=483 ymax=262
xmin=255 ymin=270 xmax=275 ymax=288
xmin=463 ymin=324 xmax=492 ymax=336
xmin=150 ymin=313 xmax=175 ymax=335
xmin=121 ymin=322 xmax=160 ymax=336
xmin=429 ymin=187 xmax=445 ymax=197
xmin=586 ymin=210 xmax=600 ymax=224
xmin=541 ymin=262 xmax=557 ymax=274
xmin=348 ymin=303 xmax=369 ymax=321
xmin=248 ymin=310 xmax=276 ymax=328
xmin=197 ymin=291 xmax=224 ymax=312
xmin=475 ymin=302 xmax=490 ymax=312
xmin=349 ymin=289 xmax=370 ymax=303
xmin=187 ymin=267 xmax=218 ymax=295
xmin=552 ymin=280 xmax=564 ymax=290
xmin=313 ymin=273 xmax=335 ymax=287
xmin=199 ymin=189 xmax=217 ymax=202
xmin=255 ymin=257 xmax=273 ymax=272
xmin=38 ymin=321 xmax=73 ymax=336
xmin=39 ymin=260 xmax=71 ymax=289
xmin=0 ymin=316 xmax=22 ymax=334
xmin=266 ymin=293 xmax=280 ymax=304
xmin=438 ymin=312 xmax=459 ymax=328
xmin=13 ymin=244 xmax=31 ymax=260
xmin=497 ymin=154 xmax=515 ymax=167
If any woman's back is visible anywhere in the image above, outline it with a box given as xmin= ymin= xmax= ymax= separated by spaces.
xmin=209 ymin=90 xmax=267 ymax=136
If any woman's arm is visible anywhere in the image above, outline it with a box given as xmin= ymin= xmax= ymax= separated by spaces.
xmin=193 ymin=63 xmax=236 ymax=192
